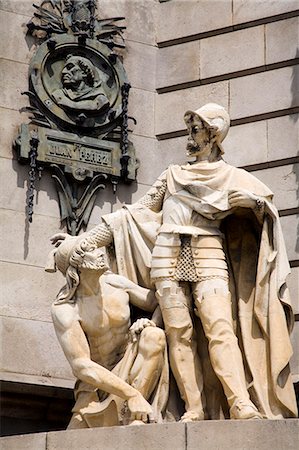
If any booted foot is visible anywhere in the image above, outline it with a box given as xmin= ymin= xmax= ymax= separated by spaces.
xmin=180 ymin=410 xmax=205 ymax=422
xmin=230 ymin=401 xmax=263 ymax=420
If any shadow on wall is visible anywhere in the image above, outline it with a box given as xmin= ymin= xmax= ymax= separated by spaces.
xmin=290 ymin=50 xmax=299 ymax=254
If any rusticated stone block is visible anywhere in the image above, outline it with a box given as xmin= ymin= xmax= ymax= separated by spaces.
xmin=0 ymin=209 xmax=61 ymax=267
xmin=155 ymin=81 xmax=229 ymax=135
xmin=266 ymin=17 xmax=299 ymax=65
xmin=290 ymin=320 xmax=299 ymax=382
xmin=99 ymin=0 xmax=157 ymax=46
xmin=200 ymin=26 xmax=264 ymax=79
xmin=156 ymin=0 xmax=232 ymax=43
xmin=251 ymin=163 xmax=299 ymax=211
xmin=1 ymin=316 xmax=74 ymax=381
xmin=0 ymin=158 xmax=60 ymax=218
xmin=129 ymin=88 xmax=155 ymax=138
xmin=0 ymin=260 xmax=64 ymax=322
xmin=267 ymin=114 xmax=299 ymax=161
xmin=0 ymin=0 xmax=34 ymax=17
xmin=230 ymin=66 xmax=299 ymax=119
xmin=223 ymin=120 xmax=268 ymax=167
xmin=0 ymin=58 xmax=28 ymax=111
xmin=233 ymin=0 xmax=298 ymax=25
xmin=280 ymin=214 xmax=299 ymax=261
xmin=288 ymin=267 xmax=299 ymax=315
xmin=124 ymin=41 xmax=157 ymax=92
xmin=156 ymin=42 xmax=200 ymax=89
xmin=0 ymin=10 xmax=32 ymax=64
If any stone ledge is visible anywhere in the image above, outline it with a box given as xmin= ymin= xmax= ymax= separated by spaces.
xmin=1 ymin=420 xmax=298 ymax=450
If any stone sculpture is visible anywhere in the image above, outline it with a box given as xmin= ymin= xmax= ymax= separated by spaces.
xmin=52 ymin=55 xmax=110 ymax=112
xmin=49 ymin=103 xmax=298 ymax=424
xmin=47 ymin=236 xmax=168 ymax=428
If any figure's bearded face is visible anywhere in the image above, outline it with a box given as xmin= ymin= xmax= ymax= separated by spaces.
xmin=184 ymin=114 xmax=212 ymax=157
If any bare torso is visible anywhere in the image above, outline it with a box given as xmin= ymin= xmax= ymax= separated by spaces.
xmin=75 ymin=273 xmax=132 ymax=370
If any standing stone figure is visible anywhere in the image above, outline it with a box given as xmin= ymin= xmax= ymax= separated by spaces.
xmin=51 ymin=103 xmax=297 ymax=421
xmin=47 ymin=236 xmax=168 ymax=428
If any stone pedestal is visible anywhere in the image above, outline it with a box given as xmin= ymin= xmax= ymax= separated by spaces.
xmin=1 ymin=420 xmax=298 ymax=450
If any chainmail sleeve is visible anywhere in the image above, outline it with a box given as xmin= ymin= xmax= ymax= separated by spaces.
xmin=82 ymin=221 xmax=113 ymax=248
xmin=137 ymin=172 xmax=167 ymax=212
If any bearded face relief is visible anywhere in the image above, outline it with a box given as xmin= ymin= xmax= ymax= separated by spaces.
xmin=52 ymin=55 xmax=110 ymax=112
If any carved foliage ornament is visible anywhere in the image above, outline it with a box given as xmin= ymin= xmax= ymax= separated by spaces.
xmin=16 ymin=0 xmax=138 ymax=235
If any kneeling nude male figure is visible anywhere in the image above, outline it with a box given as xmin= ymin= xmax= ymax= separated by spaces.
xmin=48 ymin=236 xmax=167 ymax=428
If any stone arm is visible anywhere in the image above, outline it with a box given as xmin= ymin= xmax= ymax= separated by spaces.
xmin=228 ymin=189 xmax=266 ymax=223
xmin=104 ymin=273 xmax=157 ymax=312
xmin=136 ymin=172 xmax=167 ymax=212
xmin=51 ymin=303 xmax=154 ymax=421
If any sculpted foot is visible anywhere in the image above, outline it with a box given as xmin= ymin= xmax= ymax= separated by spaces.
xmin=230 ymin=401 xmax=263 ymax=420
xmin=180 ymin=410 xmax=205 ymax=422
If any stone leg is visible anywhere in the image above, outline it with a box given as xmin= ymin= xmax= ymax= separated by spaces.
xmin=129 ymin=326 xmax=166 ymax=400
xmin=193 ymin=285 xmax=262 ymax=419
xmin=156 ymin=280 xmax=205 ymax=421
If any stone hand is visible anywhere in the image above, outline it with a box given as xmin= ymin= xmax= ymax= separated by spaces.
xmin=50 ymin=233 xmax=69 ymax=247
xmin=129 ymin=318 xmax=156 ymax=343
xmin=127 ymin=392 xmax=155 ymax=423
xmin=228 ymin=189 xmax=258 ymax=210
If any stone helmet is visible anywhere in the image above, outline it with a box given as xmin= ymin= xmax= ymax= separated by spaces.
xmin=184 ymin=103 xmax=230 ymax=154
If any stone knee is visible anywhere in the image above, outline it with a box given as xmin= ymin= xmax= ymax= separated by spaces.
xmin=193 ymin=288 xmax=236 ymax=347
xmin=139 ymin=326 xmax=166 ymax=357
xmin=157 ymin=285 xmax=194 ymax=347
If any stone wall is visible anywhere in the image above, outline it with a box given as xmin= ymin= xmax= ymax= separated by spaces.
xmin=0 ymin=0 xmax=298 ymax=434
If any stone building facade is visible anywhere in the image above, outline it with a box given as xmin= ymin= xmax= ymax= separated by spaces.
xmin=0 ymin=0 xmax=298 ymax=436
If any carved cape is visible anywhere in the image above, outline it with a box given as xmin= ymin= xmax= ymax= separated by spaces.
xmin=102 ymin=160 xmax=297 ymax=419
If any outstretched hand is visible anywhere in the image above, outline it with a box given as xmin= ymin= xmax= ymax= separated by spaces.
xmin=228 ymin=189 xmax=257 ymax=210
xmin=50 ymin=233 xmax=69 ymax=247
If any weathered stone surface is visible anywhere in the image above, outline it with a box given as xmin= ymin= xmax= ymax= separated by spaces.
xmin=230 ymin=66 xmax=299 ymax=119
xmin=124 ymin=41 xmax=157 ymax=92
xmin=280 ymin=214 xmax=299 ymax=261
xmin=251 ymin=163 xmax=299 ymax=211
xmin=47 ymin=423 xmax=186 ymax=450
xmin=87 ymin=184 xmax=120 ymax=227
xmin=267 ymin=114 xmax=299 ymax=161
xmin=0 ymin=316 xmax=74 ymax=380
xmin=0 ymin=433 xmax=47 ymax=450
xmin=0 ymin=260 xmax=63 ymax=322
xmin=156 ymin=0 xmax=232 ymax=43
xmin=288 ymin=267 xmax=299 ymax=314
xmin=0 ymin=208 xmax=61 ymax=267
xmin=129 ymin=88 xmax=155 ymax=138
xmin=0 ymin=158 xmax=60 ymax=218
xmin=0 ymin=0 xmax=34 ymax=17
xmin=233 ymin=0 xmax=299 ymax=25
xmin=0 ymin=107 xmax=27 ymax=160
xmin=187 ymin=419 xmax=299 ymax=450
xmin=290 ymin=320 xmax=299 ymax=382
xmin=0 ymin=10 xmax=33 ymax=64
xmin=99 ymin=0 xmax=157 ymax=46
xmin=0 ymin=58 xmax=28 ymax=110
xmin=223 ymin=120 xmax=268 ymax=167
xmin=266 ymin=17 xmax=299 ymax=65
xmin=156 ymin=42 xmax=200 ymax=88
xmin=158 ymin=135 xmax=190 ymax=167
xmin=155 ymin=81 xmax=229 ymax=135
xmin=200 ymin=26 xmax=264 ymax=79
